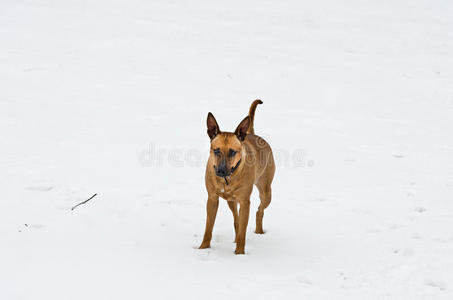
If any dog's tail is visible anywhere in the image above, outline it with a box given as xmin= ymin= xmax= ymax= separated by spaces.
xmin=247 ymin=99 xmax=263 ymax=135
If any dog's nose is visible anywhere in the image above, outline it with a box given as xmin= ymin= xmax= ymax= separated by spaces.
xmin=215 ymin=167 xmax=228 ymax=177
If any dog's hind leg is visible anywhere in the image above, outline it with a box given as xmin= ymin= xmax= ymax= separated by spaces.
xmin=227 ymin=201 xmax=239 ymax=242
xmin=255 ymin=180 xmax=272 ymax=234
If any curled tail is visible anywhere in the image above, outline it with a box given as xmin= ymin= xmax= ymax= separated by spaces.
xmin=247 ymin=99 xmax=263 ymax=134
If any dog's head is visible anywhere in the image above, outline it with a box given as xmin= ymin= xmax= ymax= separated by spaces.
xmin=206 ymin=112 xmax=249 ymax=178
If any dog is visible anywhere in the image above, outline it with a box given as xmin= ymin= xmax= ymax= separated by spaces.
xmin=199 ymin=100 xmax=275 ymax=254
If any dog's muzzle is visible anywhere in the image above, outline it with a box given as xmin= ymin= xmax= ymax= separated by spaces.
xmin=214 ymin=166 xmax=229 ymax=178
xmin=214 ymin=159 xmax=242 ymax=181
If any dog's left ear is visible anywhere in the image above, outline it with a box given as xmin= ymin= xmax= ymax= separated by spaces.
xmin=234 ymin=116 xmax=250 ymax=141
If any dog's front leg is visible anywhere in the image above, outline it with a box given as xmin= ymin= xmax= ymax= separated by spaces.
xmin=235 ymin=199 xmax=250 ymax=254
xmin=199 ymin=194 xmax=219 ymax=249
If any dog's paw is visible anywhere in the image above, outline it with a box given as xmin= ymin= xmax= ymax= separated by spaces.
xmin=198 ymin=242 xmax=211 ymax=249
xmin=234 ymin=247 xmax=245 ymax=255
xmin=254 ymin=229 xmax=265 ymax=234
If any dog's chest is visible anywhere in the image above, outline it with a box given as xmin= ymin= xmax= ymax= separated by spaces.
xmin=217 ymin=185 xmax=235 ymax=201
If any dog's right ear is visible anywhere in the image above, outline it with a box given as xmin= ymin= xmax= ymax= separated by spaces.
xmin=207 ymin=112 xmax=220 ymax=139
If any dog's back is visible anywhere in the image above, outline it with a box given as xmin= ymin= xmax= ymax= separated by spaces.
xmin=244 ymin=134 xmax=275 ymax=182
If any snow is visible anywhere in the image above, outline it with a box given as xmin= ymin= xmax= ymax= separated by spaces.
xmin=1 ymin=0 xmax=453 ymax=299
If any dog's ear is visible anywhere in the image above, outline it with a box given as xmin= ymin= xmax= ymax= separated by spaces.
xmin=234 ymin=116 xmax=250 ymax=141
xmin=207 ymin=112 xmax=220 ymax=139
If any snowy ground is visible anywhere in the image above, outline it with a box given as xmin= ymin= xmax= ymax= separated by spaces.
xmin=1 ymin=0 xmax=453 ymax=299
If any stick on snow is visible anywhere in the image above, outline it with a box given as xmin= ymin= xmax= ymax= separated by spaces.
xmin=71 ymin=193 xmax=97 ymax=211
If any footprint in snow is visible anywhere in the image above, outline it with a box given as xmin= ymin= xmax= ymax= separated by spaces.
xmin=25 ymin=186 xmax=53 ymax=191
xmin=24 ymin=223 xmax=45 ymax=229
xmin=412 ymin=233 xmax=422 ymax=239
xmin=424 ymin=279 xmax=447 ymax=291
xmin=406 ymin=192 xmax=415 ymax=197
xmin=366 ymin=228 xmax=381 ymax=234
xmin=195 ymin=248 xmax=218 ymax=262
xmin=297 ymin=277 xmax=312 ymax=285
xmin=434 ymin=236 xmax=453 ymax=243
xmin=387 ymin=223 xmax=404 ymax=230
xmin=414 ymin=207 xmax=426 ymax=213
xmin=391 ymin=248 xmax=414 ymax=256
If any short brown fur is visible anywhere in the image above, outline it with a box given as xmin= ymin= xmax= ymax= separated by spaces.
xmin=199 ymin=100 xmax=275 ymax=254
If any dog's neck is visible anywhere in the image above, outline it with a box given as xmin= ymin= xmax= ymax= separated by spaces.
xmin=224 ymin=158 xmax=242 ymax=185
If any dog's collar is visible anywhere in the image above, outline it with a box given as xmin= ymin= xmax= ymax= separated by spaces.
xmin=224 ymin=159 xmax=242 ymax=186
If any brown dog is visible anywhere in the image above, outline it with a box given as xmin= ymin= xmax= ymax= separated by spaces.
xmin=199 ymin=100 xmax=275 ymax=254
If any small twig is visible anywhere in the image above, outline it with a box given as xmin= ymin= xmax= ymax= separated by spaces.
xmin=71 ymin=193 xmax=97 ymax=211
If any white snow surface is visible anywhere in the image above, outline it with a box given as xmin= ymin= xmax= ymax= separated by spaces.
xmin=1 ymin=1 xmax=453 ymax=299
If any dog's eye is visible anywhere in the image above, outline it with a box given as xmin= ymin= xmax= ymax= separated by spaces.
xmin=229 ymin=149 xmax=237 ymax=157
xmin=213 ymin=149 xmax=221 ymax=156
